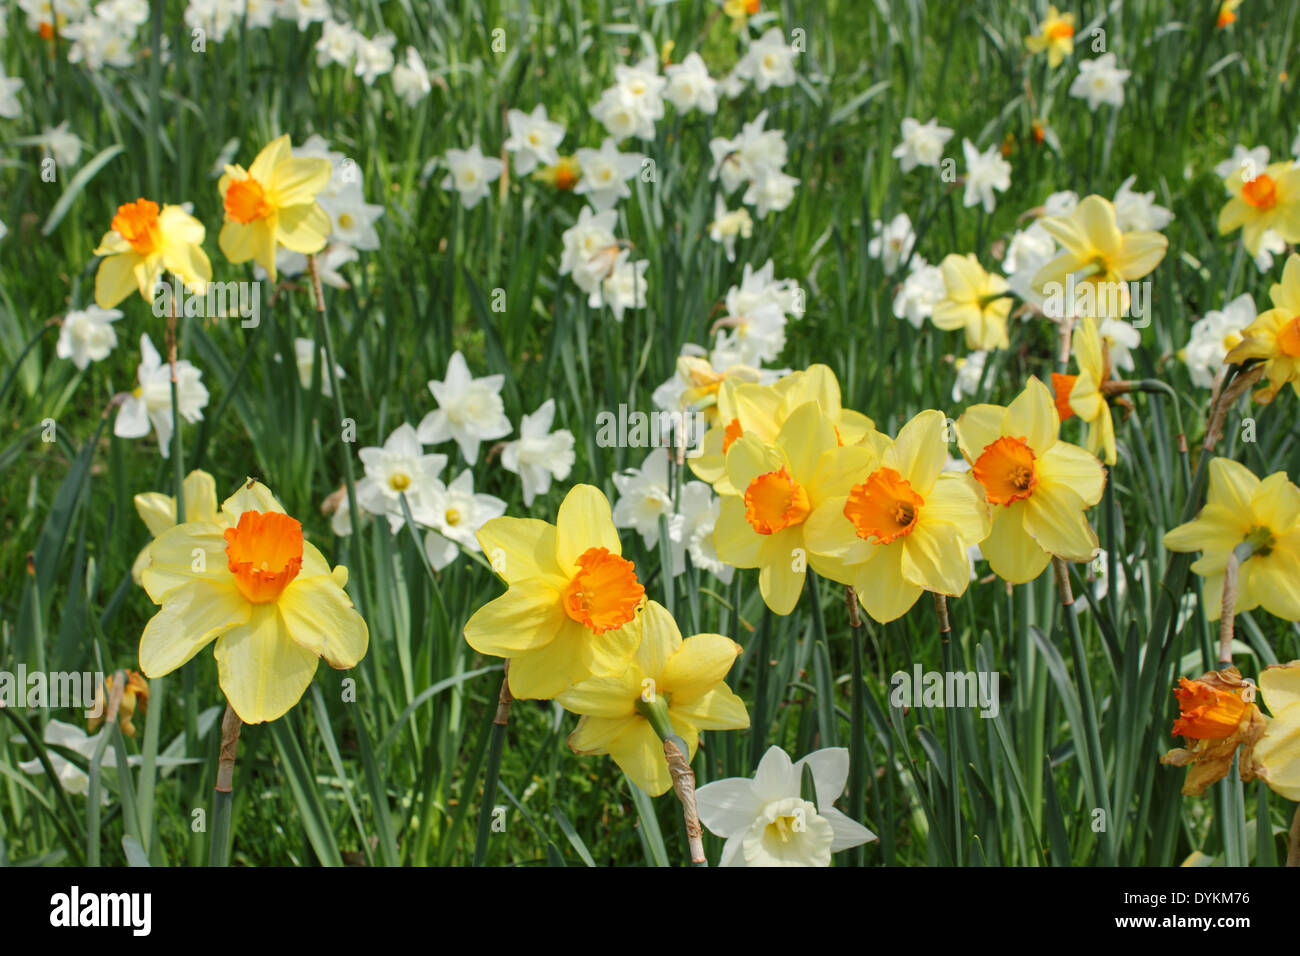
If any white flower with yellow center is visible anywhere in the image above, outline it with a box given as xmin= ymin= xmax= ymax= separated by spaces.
xmin=574 ymin=137 xmax=645 ymax=211
xmin=504 ymin=104 xmax=566 ymax=176
xmin=441 ymin=144 xmax=504 ymax=210
xmin=501 ymin=399 xmax=576 ymax=506
xmin=735 ymin=28 xmax=798 ymax=92
xmin=422 ymin=469 xmax=506 ymax=571
xmin=114 ymin=334 xmax=209 ymax=459
xmin=356 ymin=423 xmax=447 ymax=532
xmin=416 ymin=351 xmax=512 ymax=464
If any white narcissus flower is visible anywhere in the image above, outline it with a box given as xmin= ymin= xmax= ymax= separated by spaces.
xmin=354 ymin=32 xmax=396 ymax=85
xmin=892 ymin=117 xmax=953 ymax=172
xmin=292 ymin=337 xmax=346 ymax=395
xmin=696 ymin=745 xmax=876 ymax=866
xmin=708 ymin=195 xmax=753 ymax=262
xmin=320 ymin=181 xmax=384 ymax=251
xmin=951 ymin=349 xmax=988 ymax=401
xmin=743 ymin=167 xmax=799 ymax=217
xmin=675 ymin=480 xmax=732 ymax=583
xmin=504 ymin=104 xmax=565 ymax=176
xmin=664 ymin=52 xmax=718 ymax=114
xmin=441 ymin=144 xmax=504 ymax=209
xmin=64 ymin=14 xmax=135 ymax=71
xmin=1112 ymin=176 xmax=1173 ymax=231
xmin=356 ymin=422 xmax=447 ymax=532
xmin=422 ymin=469 xmax=506 ymax=570
xmin=1181 ymin=293 xmax=1257 ymax=389
xmin=1098 ymin=318 xmax=1140 ymax=373
xmin=1253 ymin=229 xmax=1288 ymax=273
xmin=892 ymin=259 xmax=945 ymax=329
xmin=18 ymin=720 xmax=140 ymax=803
xmin=591 ymin=56 xmax=666 ymax=142
xmin=709 ymin=300 xmax=787 ymax=367
xmin=867 ymin=213 xmax=916 ymax=274
xmin=612 ymin=447 xmax=675 ymax=549
xmin=1292 ymin=124 xmax=1300 ymax=160
xmin=1042 ymin=190 xmax=1079 ymax=217
xmin=242 ymin=0 xmax=277 ymax=28
xmin=57 ymin=305 xmax=122 ymax=370
xmin=961 ymin=138 xmax=1011 ymax=213
xmin=0 ymin=219 xmax=7 ymax=241
xmin=1070 ymin=52 xmax=1130 ymax=111
xmin=559 ymin=206 xmax=619 ymax=294
xmin=1215 ymin=145 xmax=1270 ymax=189
xmin=43 ymin=121 xmax=84 ymax=168
xmin=392 ymin=47 xmax=432 ymax=107
xmin=315 ymin=19 xmax=358 ymax=67
xmin=574 ymin=138 xmax=644 ymax=211
xmin=0 ymin=68 xmax=23 ymax=119
xmin=734 ymin=27 xmax=798 ymax=92
xmin=709 ymin=110 xmax=788 ymax=194
xmin=115 ymin=333 xmax=209 ymax=458
xmin=279 ymin=0 xmax=330 ymax=31
xmin=726 ymin=259 xmax=802 ymax=319
xmin=595 ymin=251 xmax=649 ymax=321
xmin=500 ymin=398 xmax=575 ymax=505
xmin=1003 ymin=221 xmax=1057 ymax=307
xmin=416 ymin=351 xmax=511 ymax=464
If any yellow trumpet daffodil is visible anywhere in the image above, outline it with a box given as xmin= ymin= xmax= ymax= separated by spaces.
xmin=1224 ymin=253 xmax=1300 ymax=403
xmin=1063 ymin=316 xmax=1118 ymax=465
xmin=932 ymin=253 xmax=1013 ymax=351
xmin=465 ymin=484 xmax=646 ymax=700
xmin=137 ymin=478 xmax=369 ymax=725
xmin=1218 ymin=161 xmax=1300 ymax=257
xmin=955 ymin=376 xmax=1106 ymax=583
xmin=217 ymin=134 xmax=333 ymax=282
xmin=556 ymin=600 xmax=749 ymax=796
xmin=1255 ymin=661 xmax=1300 ymax=800
xmin=1162 ymin=457 xmax=1300 ymax=621
xmin=805 ymin=409 xmax=991 ymax=622
xmin=690 ymin=364 xmax=882 ymax=494
xmin=713 ymin=400 xmax=879 ymax=614
xmin=93 ymin=198 xmax=212 ymax=309
xmin=1032 ymin=195 xmax=1168 ymax=321
xmin=131 ymin=469 xmax=221 ymax=584
xmin=1025 ymin=5 xmax=1075 ymax=68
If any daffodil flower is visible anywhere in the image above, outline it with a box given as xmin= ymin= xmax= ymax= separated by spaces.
xmin=137 ymin=479 xmax=369 ymax=725
xmin=93 ymin=198 xmax=212 ymax=308
xmin=713 ymin=401 xmax=877 ymax=614
xmin=1217 ymin=161 xmax=1300 ymax=257
xmin=955 ymin=376 xmax=1106 ymax=583
xmin=556 ymin=601 xmax=748 ymax=796
xmin=931 ymin=253 xmax=1012 ymax=350
xmin=1162 ymin=457 xmax=1300 ymax=621
xmin=1058 ymin=316 xmax=1119 ymax=465
xmin=1032 ymin=195 xmax=1168 ymax=321
xmin=805 ymin=409 xmax=991 ymax=622
xmin=1255 ymin=661 xmax=1300 ymax=800
xmin=217 ymin=134 xmax=333 ymax=282
xmin=88 ymin=671 xmax=149 ymax=738
xmin=465 ymin=485 xmax=645 ymax=700
xmin=1024 ymin=5 xmax=1075 ymax=68
xmin=131 ymin=469 xmax=220 ymax=583
xmin=1224 ymin=253 xmax=1300 ymax=403
xmin=695 ymin=745 xmax=876 ymax=866
xmin=1160 ymin=667 xmax=1266 ymax=796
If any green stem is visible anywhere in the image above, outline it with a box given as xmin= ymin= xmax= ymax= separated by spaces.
xmin=0 ymin=320 xmax=57 ymax=408
xmin=847 ymin=587 xmax=866 ymax=867
xmin=473 ymin=671 xmax=513 ymax=866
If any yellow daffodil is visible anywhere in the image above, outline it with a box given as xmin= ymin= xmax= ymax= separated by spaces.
xmin=131 ymin=469 xmax=220 ymax=584
xmin=955 ymin=376 xmax=1105 ymax=583
xmin=691 ymin=365 xmax=882 ymax=494
xmin=1217 ymin=161 xmax=1300 ymax=257
xmin=217 ymin=134 xmax=333 ymax=282
xmin=1025 ymin=5 xmax=1075 ymax=68
xmin=532 ymin=155 xmax=582 ymax=191
xmin=1255 ymin=661 xmax=1300 ymax=800
xmin=722 ymin=0 xmax=761 ymax=31
xmin=93 ymin=198 xmax=212 ymax=308
xmin=932 ymin=254 xmax=1013 ymax=351
xmin=88 ymin=671 xmax=149 ymax=738
xmin=713 ymin=401 xmax=879 ymax=614
xmin=1032 ymin=195 xmax=1168 ymax=321
xmin=1162 ymin=458 xmax=1300 ymax=621
xmin=804 ymin=409 xmax=991 ymax=622
xmin=1217 ymin=0 xmax=1244 ymax=28
xmin=556 ymin=600 xmax=748 ymax=796
xmin=1224 ymin=253 xmax=1300 ymax=403
xmin=1160 ymin=668 xmax=1265 ymax=796
xmin=1061 ymin=317 xmax=1118 ymax=465
xmin=672 ymin=354 xmax=763 ymax=428
xmin=465 ymin=484 xmax=646 ymax=700
xmin=138 ymin=478 xmax=369 ymax=725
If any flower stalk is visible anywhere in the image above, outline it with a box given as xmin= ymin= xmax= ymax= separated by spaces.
xmin=635 ymin=693 xmax=706 ymax=865
xmin=210 ymin=703 xmax=242 ymax=867
xmin=472 ymin=666 xmax=513 ymax=867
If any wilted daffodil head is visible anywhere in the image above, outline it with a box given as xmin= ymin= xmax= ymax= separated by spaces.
xmin=1162 ymin=458 xmax=1300 ymax=621
xmin=88 ymin=670 xmax=149 ymax=738
xmin=1160 ymin=667 xmax=1266 ymax=796
xmin=955 ymin=376 xmax=1105 ymax=583
xmin=465 ymin=484 xmax=646 ymax=701
xmin=804 ymin=409 xmax=991 ymax=623
xmin=217 ymin=134 xmax=333 ymax=283
xmin=94 ymin=198 xmax=212 ymax=309
xmin=1254 ymin=661 xmax=1300 ymax=801
xmin=696 ymin=745 xmax=876 ymax=867
xmin=556 ymin=600 xmax=748 ymax=796
xmin=138 ymin=478 xmax=369 ymax=725
xmin=1224 ymin=254 xmax=1300 ymax=404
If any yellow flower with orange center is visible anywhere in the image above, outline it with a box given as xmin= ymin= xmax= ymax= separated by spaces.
xmin=1061 ymin=316 xmax=1119 ymax=465
xmin=1218 ymin=161 xmax=1300 ymax=257
xmin=1025 ymin=5 xmax=1075 ymax=68
xmin=1217 ymin=0 xmax=1244 ymax=28
xmin=1160 ymin=668 xmax=1266 ymax=796
xmin=1224 ymin=253 xmax=1300 ymax=403
xmin=137 ymin=479 xmax=368 ymax=724
xmin=93 ymin=197 xmax=212 ymax=308
xmin=804 ymin=410 xmax=991 ymax=622
xmin=465 ymin=485 xmax=646 ymax=700
xmin=713 ymin=401 xmax=880 ymax=615
xmin=689 ymin=364 xmax=883 ymax=494
xmin=217 ymin=134 xmax=333 ymax=282
xmin=954 ymin=377 xmax=1106 ymax=583
xmin=532 ymin=155 xmax=582 ymax=191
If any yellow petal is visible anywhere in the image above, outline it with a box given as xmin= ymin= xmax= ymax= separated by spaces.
xmin=671 ymin=684 xmax=749 ymax=731
xmin=775 ymin=401 xmax=838 ymax=485
xmin=215 ymin=603 xmax=320 ymax=724
xmin=1003 ymin=376 xmax=1058 ymax=454
xmin=139 ymin=577 xmax=249 ymax=677
xmin=1260 ymin=662 xmax=1300 ymax=716
xmin=271 ymin=156 xmax=333 ymax=207
xmin=463 ymin=578 xmax=567 ymax=658
xmin=1038 ymin=440 xmax=1106 ymax=506
xmin=661 ymin=634 xmax=742 ymax=704
xmin=954 ymin=403 xmax=1005 ymax=464
xmin=134 ymin=491 xmax=179 ymax=537
xmin=632 ymin=600 xmax=681 ymax=678
xmin=275 ymin=202 xmax=331 ymax=254
xmin=982 ymin=502 xmax=1051 ymax=583
xmin=506 ymin=620 xmax=591 ymax=700
xmin=883 ymin=409 xmax=948 ymax=495
xmin=714 ymin=493 xmax=763 ymax=568
xmin=1022 ymin=482 xmax=1098 ymax=563
xmin=852 ymin=545 xmax=923 ymax=623
xmin=901 ymin=519 xmax=972 ymax=596
xmin=555 ymin=484 xmax=621 ymax=572
xmin=1255 ymin=703 xmax=1300 ymax=801
xmin=608 ymin=719 xmax=680 ymax=796
xmin=567 ymin=714 xmax=632 ymax=754
xmin=476 ymin=516 xmax=564 ymax=585
xmin=921 ymin=474 xmax=991 ymax=546
xmin=556 ymin=674 xmax=641 ymax=719
xmin=140 ymin=521 xmax=231 ymax=603
xmin=277 ymin=574 xmax=370 ymax=668
xmin=221 ymin=479 xmax=286 ymax=522
xmin=94 ymin=252 xmax=139 ymax=309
